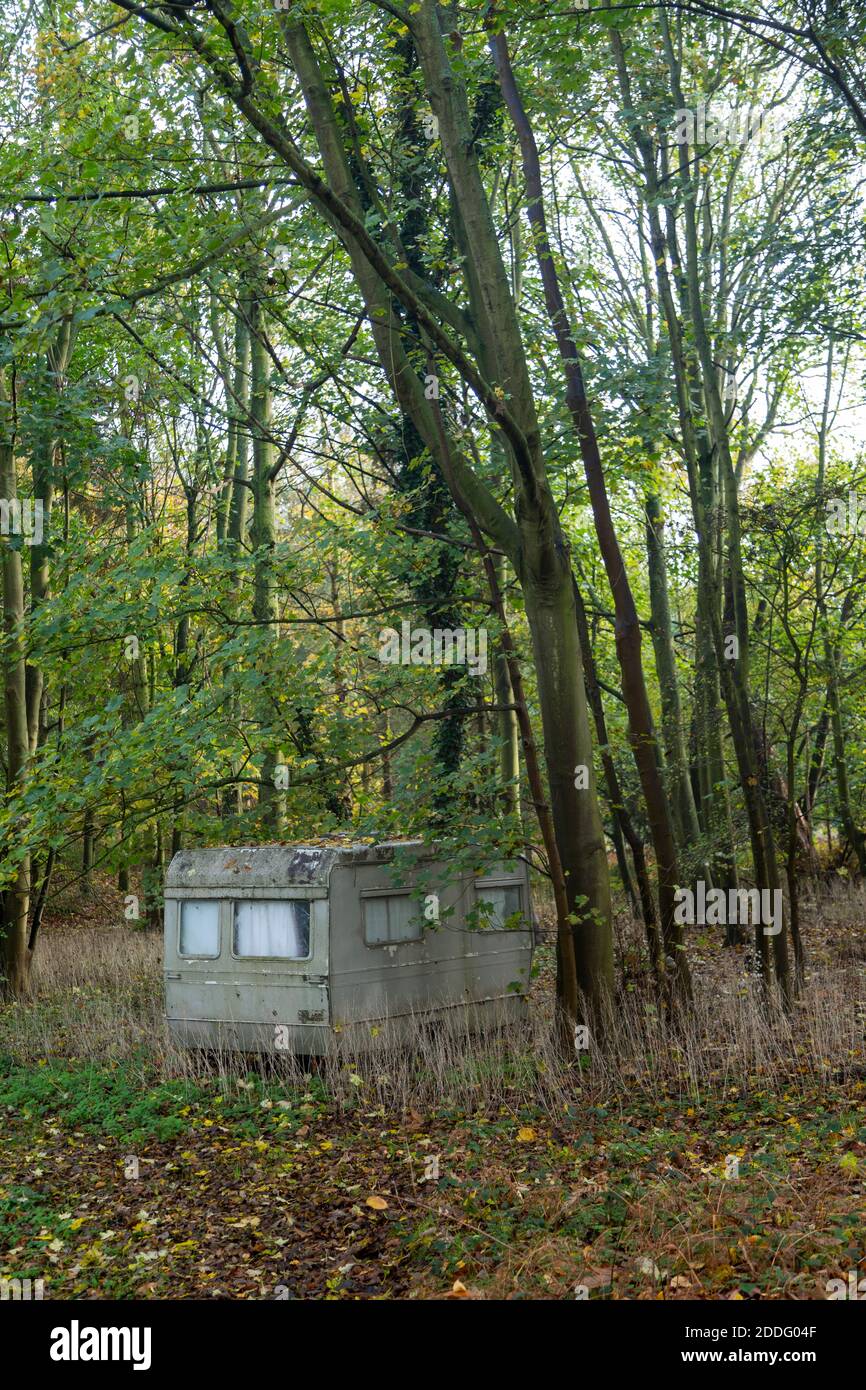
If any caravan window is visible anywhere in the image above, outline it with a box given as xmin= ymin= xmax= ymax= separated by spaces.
xmin=473 ymin=883 xmax=523 ymax=930
xmin=232 ymin=900 xmax=311 ymax=959
xmin=179 ymin=900 xmax=221 ymax=957
xmin=363 ymin=893 xmax=423 ymax=946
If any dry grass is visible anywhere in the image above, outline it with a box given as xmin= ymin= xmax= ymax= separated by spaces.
xmin=2 ymin=876 xmax=864 ymax=1116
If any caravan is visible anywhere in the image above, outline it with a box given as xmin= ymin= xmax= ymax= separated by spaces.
xmin=163 ymin=840 xmax=533 ymax=1054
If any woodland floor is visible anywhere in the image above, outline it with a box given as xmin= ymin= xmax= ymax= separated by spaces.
xmin=1 ymin=876 xmax=864 ymax=1300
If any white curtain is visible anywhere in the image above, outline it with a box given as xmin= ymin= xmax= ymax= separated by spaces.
xmin=233 ymin=900 xmax=310 ymax=959
xmin=364 ymin=894 xmax=421 ymax=945
xmin=474 ymin=885 xmax=521 ymax=930
xmin=179 ymin=900 xmax=220 ymax=956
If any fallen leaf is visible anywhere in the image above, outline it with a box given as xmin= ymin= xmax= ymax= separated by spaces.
xmin=446 ymin=1279 xmax=473 ymax=1299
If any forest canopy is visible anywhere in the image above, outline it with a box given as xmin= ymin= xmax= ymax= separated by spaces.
xmin=1 ymin=0 xmax=865 ymax=1023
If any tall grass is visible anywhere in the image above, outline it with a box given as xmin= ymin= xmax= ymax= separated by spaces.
xmin=1 ymin=881 xmax=863 ymax=1116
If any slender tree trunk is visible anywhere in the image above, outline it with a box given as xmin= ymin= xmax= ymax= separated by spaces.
xmin=660 ymin=12 xmax=791 ymax=1005
xmin=219 ymin=303 xmax=252 ymax=821
xmin=644 ymin=491 xmax=705 ymax=864
xmin=82 ymin=808 xmax=95 ymax=893
xmin=696 ymin=579 xmax=740 ymax=918
xmin=785 ymin=732 xmax=807 ymax=987
xmin=1 ymin=417 xmax=32 ymax=997
xmin=122 ymin=499 xmax=163 ymax=926
xmin=824 ymin=628 xmax=866 ymax=874
xmin=814 ymin=344 xmax=866 ymax=875
xmin=227 ymin=304 xmax=252 ymax=550
xmin=520 ymin=567 xmax=614 ymax=1020
xmin=611 ymin=24 xmax=788 ymax=1002
xmin=806 ymin=693 xmax=830 ymax=824
xmin=26 ymin=320 xmax=73 ymax=757
xmin=493 ymin=552 xmax=520 ymax=817
xmin=172 ymin=486 xmax=197 ymax=856
xmin=470 ymin=512 xmax=591 ymax=1038
xmin=249 ymin=290 xmax=286 ymax=833
xmin=491 ymin=30 xmax=689 ymax=1002
xmin=573 ymin=578 xmax=663 ymax=983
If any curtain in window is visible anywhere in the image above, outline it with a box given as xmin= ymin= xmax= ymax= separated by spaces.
xmin=233 ymin=900 xmax=310 ymax=958
xmin=364 ymin=897 xmax=390 ymax=945
xmin=179 ymin=900 xmax=220 ymax=956
xmin=474 ymin=885 xmax=522 ymax=930
xmin=364 ymin=894 xmax=422 ymax=945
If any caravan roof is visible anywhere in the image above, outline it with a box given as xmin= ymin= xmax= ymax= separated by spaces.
xmin=165 ymin=840 xmax=434 ymax=893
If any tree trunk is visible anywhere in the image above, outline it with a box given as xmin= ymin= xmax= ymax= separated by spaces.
xmin=491 ymin=29 xmax=689 ymax=1002
xmin=249 ymin=290 xmax=286 ymax=833
xmin=644 ymin=491 xmax=705 ymax=865
xmin=573 ymin=577 xmax=663 ymax=983
xmin=280 ymin=13 xmax=614 ymax=1025
xmin=1 ymin=414 xmax=32 ymax=997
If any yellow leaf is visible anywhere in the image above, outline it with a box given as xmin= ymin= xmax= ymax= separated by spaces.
xmin=517 ymin=1126 xmax=536 ymax=1142
xmin=446 ymin=1279 xmax=472 ymax=1299
xmin=366 ymin=1195 xmax=388 ymax=1210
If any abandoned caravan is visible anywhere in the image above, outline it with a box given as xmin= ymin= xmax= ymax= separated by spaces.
xmin=163 ymin=840 xmax=534 ymax=1054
